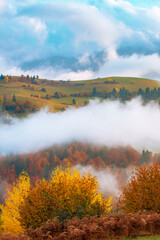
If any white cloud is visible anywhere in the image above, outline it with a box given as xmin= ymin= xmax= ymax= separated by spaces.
xmin=3 ymin=52 xmax=160 ymax=81
xmin=97 ymin=53 xmax=160 ymax=80
xmin=1 ymin=0 xmax=160 ymax=80
xmin=53 ymin=69 xmax=94 ymax=81
xmin=21 ymin=1 xmax=132 ymax=49
xmin=106 ymin=0 xmax=136 ymax=14
xmin=2 ymin=48 xmax=160 ymax=81
xmin=29 ymin=18 xmax=46 ymax=34
xmin=2 ymin=99 xmax=160 ymax=155
xmin=0 ymin=55 xmax=94 ymax=80
xmin=107 ymin=46 xmax=118 ymax=60
xmin=68 ymin=3 xmax=129 ymax=48
xmin=78 ymin=53 xmax=90 ymax=65
xmin=0 ymin=0 xmax=6 ymax=13
xmin=149 ymin=6 xmax=160 ymax=23
xmin=0 ymin=0 xmax=17 ymax=17
xmin=17 ymin=16 xmax=47 ymax=43
xmin=1 ymin=64 xmax=94 ymax=80
xmin=105 ymin=0 xmax=160 ymax=39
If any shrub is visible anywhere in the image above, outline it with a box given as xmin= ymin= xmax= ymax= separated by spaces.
xmin=19 ymin=165 xmax=112 ymax=229
xmin=41 ymin=88 xmax=46 ymax=92
xmin=119 ymin=162 xmax=160 ymax=213
xmin=2 ymin=212 xmax=160 ymax=240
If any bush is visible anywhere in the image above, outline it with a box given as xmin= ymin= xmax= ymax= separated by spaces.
xmin=41 ymin=88 xmax=46 ymax=92
xmin=25 ymin=213 xmax=160 ymax=240
xmin=19 ymin=165 xmax=112 ymax=229
xmin=119 ymin=162 xmax=160 ymax=213
xmin=1 ymin=212 xmax=160 ymax=240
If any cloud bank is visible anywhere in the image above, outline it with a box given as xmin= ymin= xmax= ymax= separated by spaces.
xmin=3 ymin=53 xmax=160 ymax=81
xmin=1 ymin=0 xmax=160 ymax=80
xmin=1 ymin=98 xmax=160 ymax=156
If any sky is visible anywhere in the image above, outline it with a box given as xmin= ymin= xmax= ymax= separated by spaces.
xmin=1 ymin=0 xmax=160 ymax=80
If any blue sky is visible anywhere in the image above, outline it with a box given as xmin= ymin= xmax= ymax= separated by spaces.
xmin=128 ymin=0 xmax=160 ymax=8
xmin=1 ymin=0 xmax=160 ymax=80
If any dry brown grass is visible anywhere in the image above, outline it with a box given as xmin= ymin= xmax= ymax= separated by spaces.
xmin=0 ymin=212 xmax=160 ymax=240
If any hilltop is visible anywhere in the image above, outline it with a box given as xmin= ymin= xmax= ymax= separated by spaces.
xmin=0 ymin=74 xmax=160 ymax=116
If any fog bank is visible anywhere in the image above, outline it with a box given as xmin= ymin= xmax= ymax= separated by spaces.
xmin=77 ymin=165 xmax=121 ymax=197
xmin=76 ymin=165 xmax=134 ymax=197
xmin=1 ymin=98 xmax=160 ymax=155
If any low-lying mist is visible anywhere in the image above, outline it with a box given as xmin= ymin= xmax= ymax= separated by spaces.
xmin=77 ymin=165 xmax=128 ymax=197
xmin=1 ymin=98 xmax=160 ymax=155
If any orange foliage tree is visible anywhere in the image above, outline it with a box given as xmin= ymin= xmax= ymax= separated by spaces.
xmin=19 ymin=165 xmax=112 ymax=229
xmin=119 ymin=162 xmax=160 ymax=213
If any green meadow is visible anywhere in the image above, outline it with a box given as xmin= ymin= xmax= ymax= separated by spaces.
xmin=1 ymin=76 xmax=160 ymax=113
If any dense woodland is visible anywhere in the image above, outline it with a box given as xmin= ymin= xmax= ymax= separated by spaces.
xmin=0 ymin=161 xmax=160 ymax=239
xmin=0 ymin=142 xmax=159 ymax=204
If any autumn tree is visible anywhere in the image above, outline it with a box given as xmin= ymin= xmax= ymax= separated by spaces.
xmin=19 ymin=165 xmax=112 ymax=229
xmin=5 ymin=76 xmax=8 ymax=83
xmin=0 ymin=96 xmax=3 ymax=105
xmin=0 ymin=171 xmax=30 ymax=235
xmin=119 ymin=162 xmax=160 ymax=213
xmin=15 ymin=105 xmax=20 ymax=112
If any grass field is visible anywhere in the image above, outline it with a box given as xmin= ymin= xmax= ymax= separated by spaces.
xmin=123 ymin=236 xmax=160 ymax=240
xmin=1 ymin=76 xmax=160 ymax=114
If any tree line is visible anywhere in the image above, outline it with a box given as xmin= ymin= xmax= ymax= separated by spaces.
xmin=0 ymin=142 xmax=158 ymax=204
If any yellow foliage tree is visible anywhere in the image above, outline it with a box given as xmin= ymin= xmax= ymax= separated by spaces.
xmin=0 ymin=171 xmax=30 ymax=235
xmin=5 ymin=76 xmax=8 ymax=83
xmin=108 ymin=76 xmax=112 ymax=81
xmin=0 ymin=96 xmax=3 ymax=105
xmin=115 ymin=87 xmax=119 ymax=92
xmin=50 ymin=166 xmax=112 ymax=215
xmin=20 ymin=165 xmax=112 ymax=229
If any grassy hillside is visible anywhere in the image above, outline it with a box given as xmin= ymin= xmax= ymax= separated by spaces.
xmin=0 ymin=75 xmax=160 ymax=115
xmin=123 ymin=237 xmax=160 ymax=240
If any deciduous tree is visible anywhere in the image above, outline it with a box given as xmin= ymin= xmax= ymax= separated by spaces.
xmin=0 ymin=171 xmax=30 ymax=235
xmin=19 ymin=165 xmax=112 ymax=229
xmin=119 ymin=163 xmax=160 ymax=213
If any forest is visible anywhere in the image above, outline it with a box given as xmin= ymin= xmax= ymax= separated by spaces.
xmin=0 ymin=142 xmax=155 ymax=189
xmin=0 ymin=161 xmax=160 ymax=240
